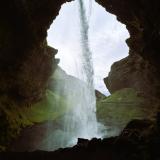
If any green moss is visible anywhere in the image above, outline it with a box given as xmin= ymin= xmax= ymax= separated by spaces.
xmin=0 ymin=145 xmax=6 ymax=152
xmin=0 ymin=67 xmax=82 ymax=150
xmin=0 ymin=89 xmax=70 ymax=150
xmin=102 ymin=88 xmax=143 ymax=103
xmin=97 ymin=88 xmax=146 ymax=128
xmin=24 ymin=90 xmax=71 ymax=123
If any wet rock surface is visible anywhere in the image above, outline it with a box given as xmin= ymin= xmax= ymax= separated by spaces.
xmin=96 ymin=0 xmax=160 ymax=67
xmin=0 ymin=0 xmax=71 ymax=103
xmin=96 ymin=0 xmax=160 ymax=100
xmin=9 ymin=120 xmax=62 ymax=152
xmin=104 ymin=54 xmax=160 ymax=99
xmin=1 ymin=0 xmax=160 ymax=159
xmin=1 ymin=118 xmax=160 ymax=160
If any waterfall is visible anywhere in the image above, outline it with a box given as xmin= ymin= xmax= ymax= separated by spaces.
xmin=40 ymin=0 xmax=106 ymax=151
xmin=61 ymin=0 xmax=104 ymax=146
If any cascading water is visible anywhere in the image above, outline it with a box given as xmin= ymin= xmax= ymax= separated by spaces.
xmin=60 ymin=0 xmax=105 ymax=146
xmin=39 ymin=0 xmax=106 ymax=151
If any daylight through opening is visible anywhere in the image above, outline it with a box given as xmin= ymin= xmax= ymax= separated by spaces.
xmin=47 ymin=0 xmax=129 ymax=96
xmin=45 ymin=0 xmax=130 ymax=151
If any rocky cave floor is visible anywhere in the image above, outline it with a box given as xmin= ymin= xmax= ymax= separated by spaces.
xmin=1 ymin=116 xmax=160 ymax=160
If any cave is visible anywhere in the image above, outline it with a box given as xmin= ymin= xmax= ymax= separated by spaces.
xmin=47 ymin=0 xmax=129 ymax=96
xmin=0 ymin=0 xmax=160 ymax=160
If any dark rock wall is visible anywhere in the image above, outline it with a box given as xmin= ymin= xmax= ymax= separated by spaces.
xmin=1 ymin=118 xmax=160 ymax=160
xmin=96 ymin=0 xmax=160 ymax=99
xmin=0 ymin=0 xmax=71 ymax=103
xmin=96 ymin=0 xmax=160 ymax=66
xmin=0 ymin=0 xmax=160 ymax=155
xmin=105 ymin=54 xmax=160 ymax=99
xmin=1 ymin=0 xmax=159 ymax=103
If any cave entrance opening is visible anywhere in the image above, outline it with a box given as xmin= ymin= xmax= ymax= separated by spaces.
xmin=45 ymin=0 xmax=129 ymax=151
xmin=47 ymin=0 xmax=129 ymax=96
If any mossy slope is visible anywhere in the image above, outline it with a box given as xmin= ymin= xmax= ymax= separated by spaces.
xmin=0 ymin=89 xmax=69 ymax=151
xmin=0 ymin=67 xmax=83 ymax=151
xmin=96 ymin=88 xmax=151 ymax=131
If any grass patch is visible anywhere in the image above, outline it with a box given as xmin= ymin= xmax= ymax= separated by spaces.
xmin=24 ymin=90 xmax=70 ymax=123
xmin=101 ymin=88 xmax=143 ymax=103
xmin=97 ymin=88 xmax=146 ymax=129
xmin=0 ymin=89 xmax=70 ymax=150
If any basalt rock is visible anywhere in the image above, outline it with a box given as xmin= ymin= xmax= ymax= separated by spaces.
xmin=0 ymin=0 xmax=71 ymax=104
xmin=95 ymin=90 xmax=106 ymax=100
xmin=1 ymin=0 xmax=160 ymax=157
xmin=1 ymin=118 xmax=160 ymax=160
xmin=104 ymin=54 xmax=160 ymax=100
xmin=96 ymin=0 xmax=160 ymax=68
xmin=96 ymin=0 xmax=160 ymax=100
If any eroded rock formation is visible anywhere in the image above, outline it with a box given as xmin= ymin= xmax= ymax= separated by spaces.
xmin=96 ymin=0 xmax=160 ymax=100
xmin=105 ymin=54 xmax=160 ymax=99
xmin=0 ymin=0 xmax=160 ymax=157
xmin=1 ymin=0 xmax=159 ymax=113
xmin=0 ymin=0 xmax=72 ymax=150
xmin=1 ymin=117 xmax=160 ymax=160
xmin=97 ymin=0 xmax=160 ymax=66
xmin=0 ymin=0 xmax=71 ymax=103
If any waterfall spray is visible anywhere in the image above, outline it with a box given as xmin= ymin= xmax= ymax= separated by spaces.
xmin=41 ymin=0 xmax=106 ymax=150
xmin=60 ymin=0 xmax=105 ymax=146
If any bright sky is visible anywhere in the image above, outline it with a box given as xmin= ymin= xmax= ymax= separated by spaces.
xmin=47 ymin=0 xmax=129 ymax=95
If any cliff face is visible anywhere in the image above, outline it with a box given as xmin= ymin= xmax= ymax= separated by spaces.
xmin=96 ymin=0 xmax=160 ymax=67
xmin=0 ymin=0 xmax=70 ymax=103
xmin=96 ymin=0 xmax=160 ymax=99
xmin=0 ymin=0 xmax=160 ymax=156
xmin=105 ymin=54 xmax=160 ymax=99
xmin=1 ymin=0 xmax=160 ymax=103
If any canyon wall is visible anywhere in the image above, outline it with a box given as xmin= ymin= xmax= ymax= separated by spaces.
xmin=1 ymin=0 xmax=160 ymax=151
xmin=1 ymin=0 xmax=160 ymax=104
xmin=96 ymin=0 xmax=160 ymax=100
xmin=0 ymin=0 xmax=71 ymax=104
